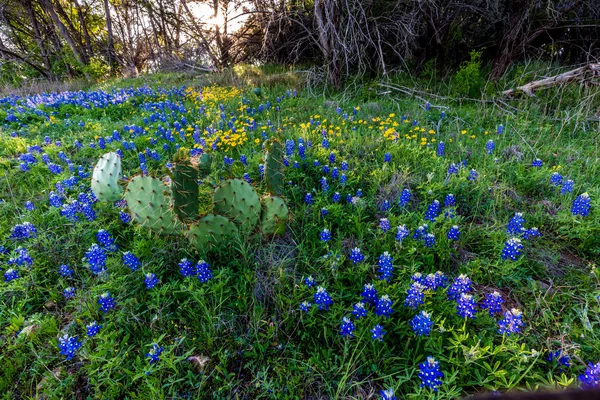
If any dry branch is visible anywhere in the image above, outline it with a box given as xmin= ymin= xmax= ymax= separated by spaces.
xmin=502 ymin=64 xmax=600 ymax=97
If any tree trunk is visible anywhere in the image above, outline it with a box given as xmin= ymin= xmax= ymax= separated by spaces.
xmin=103 ymin=0 xmax=117 ymax=71
xmin=25 ymin=0 xmax=53 ymax=79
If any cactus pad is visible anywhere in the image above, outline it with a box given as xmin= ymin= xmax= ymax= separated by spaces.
xmin=260 ymin=196 xmax=289 ymax=235
xmin=172 ymin=163 xmax=199 ymax=222
xmin=91 ymin=152 xmax=123 ymax=202
xmin=187 ymin=214 xmax=238 ymax=250
xmin=264 ymin=139 xmax=284 ymax=194
xmin=213 ymin=179 xmax=261 ymax=233
xmin=124 ymin=175 xmax=182 ymax=235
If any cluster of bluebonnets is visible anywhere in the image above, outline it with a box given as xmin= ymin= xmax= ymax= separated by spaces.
xmin=0 ymin=82 xmax=596 ymax=398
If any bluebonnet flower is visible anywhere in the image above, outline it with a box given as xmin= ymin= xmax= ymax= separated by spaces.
xmin=119 ymin=211 xmax=131 ymax=224
xmin=58 ymin=264 xmax=73 ymax=277
xmin=25 ymin=201 xmax=35 ymax=211
xmin=340 ymin=317 xmax=356 ymax=338
xmin=304 ymin=193 xmax=314 ymax=205
xmin=444 ymin=194 xmax=455 ymax=207
xmin=419 ymin=357 xmax=444 ymax=391
xmin=346 ymin=194 xmax=353 ymax=203
xmin=243 ymin=173 xmax=251 ymax=183
xmin=437 ymin=141 xmax=445 ymax=157
xmin=47 ymin=163 xmax=63 ymax=174
xmin=486 ymin=140 xmax=495 ymax=155
xmin=410 ymin=311 xmax=434 ymax=336
xmin=322 ymin=165 xmax=330 ymax=174
xmin=411 ymin=272 xmax=425 ymax=284
xmin=320 ymin=176 xmax=329 ymax=191
xmin=561 ymin=179 xmax=574 ymax=194
xmin=328 ymin=152 xmax=336 ymax=164
xmin=501 ymin=238 xmax=523 ymax=261
xmin=361 ymin=283 xmax=378 ymax=307
xmin=379 ymin=218 xmax=391 ymax=233
xmin=319 ymin=228 xmax=331 ymax=242
xmin=122 ymin=251 xmax=140 ymax=271
xmin=239 ymin=154 xmax=247 ymax=166
xmin=9 ymin=247 xmax=33 ymax=267
xmin=196 ymin=260 xmax=213 ymax=282
xmin=98 ymin=292 xmax=116 ymax=313
xmin=481 ymin=291 xmax=504 ymax=316
xmin=425 ymin=271 xmax=448 ymax=291
xmin=96 ymin=229 xmax=117 ymax=252
xmin=49 ymin=192 xmax=63 ymax=208
xmin=498 ymin=308 xmax=525 ymax=336
xmin=550 ymin=172 xmax=563 ymax=186
xmin=349 ymin=247 xmax=365 ymax=264
xmin=314 ymin=286 xmax=333 ymax=310
xmin=423 ymin=233 xmax=436 ymax=248
xmin=320 ymin=208 xmax=329 ymax=217
xmin=447 ymin=163 xmax=459 ymax=175
xmin=377 ymin=252 xmax=394 ymax=282
xmin=85 ymin=244 xmax=107 ymax=274
xmin=341 ymin=161 xmax=349 ymax=171
xmin=340 ymin=173 xmax=347 ymax=186
xmin=497 ymin=124 xmax=504 ymax=134
xmin=352 ymin=302 xmax=368 ymax=319
xmin=413 ymin=224 xmax=429 ymax=240
xmin=572 ymin=193 xmax=591 ymax=217
xmin=523 ymin=227 xmax=541 ymax=240
xmin=371 ymin=324 xmax=386 ymax=341
xmin=179 ymin=258 xmax=196 ymax=278
xmin=507 ymin=213 xmax=525 ymax=235
xmin=467 ymin=169 xmax=479 ymax=181
xmin=321 ymin=137 xmax=329 ymax=149
xmin=447 ymin=226 xmax=460 ymax=241
xmin=63 ymin=287 xmax=76 ymax=299
xmin=379 ymin=200 xmax=391 ymax=212
xmin=10 ymin=222 xmax=37 ymax=240
xmin=384 ymin=153 xmax=392 ymax=162
xmin=58 ymin=334 xmax=82 ymax=360
xmin=547 ymin=350 xmax=571 ymax=369
xmin=531 ymin=159 xmax=543 ymax=167
xmin=146 ymin=344 xmax=164 ymax=364
xmin=398 ymin=189 xmax=411 ymax=207
xmin=258 ymin=164 xmax=265 ymax=178
xmin=404 ymin=283 xmax=425 ymax=309
xmin=447 ymin=274 xmax=472 ymax=300
xmin=395 ymin=225 xmax=410 ymax=242
xmin=145 ymin=273 xmax=160 ymax=289
xmin=4 ymin=268 xmax=20 ymax=282
xmin=424 ymin=200 xmax=440 ymax=222
xmin=86 ymin=321 xmax=102 ymax=337
xmin=456 ymin=293 xmax=477 ymax=318
xmin=380 ymin=388 xmax=397 ymax=400
xmin=332 ymin=192 xmax=341 ymax=202
xmin=579 ymin=362 xmax=600 ymax=388
xmin=20 ymin=163 xmax=30 ymax=172
xmin=304 ymin=276 xmax=316 ymax=288
xmin=300 ymin=301 xmax=311 ymax=313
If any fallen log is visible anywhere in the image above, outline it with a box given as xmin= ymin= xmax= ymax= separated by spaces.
xmin=502 ymin=64 xmax=600 ymax=97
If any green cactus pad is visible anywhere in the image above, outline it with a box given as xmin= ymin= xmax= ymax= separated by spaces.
xmin=264 ymin=139 xmax=284 ymax=194
xmin=213 ymin=179 xmax=261 ymax=233
xmin=187 ymin=214 xmax=238 ymax=250
xmin=172 ymin=163 xmax=199 ymax=222
xmin=195 ymin=153 xmax=213 ymax=176
xmin=124 ymin=175 xmax=182 ymax=235
xmin=260 ymin=196 xmax=289 ymax=235
xmin=91 ymin=152 xmax=123 ymax=202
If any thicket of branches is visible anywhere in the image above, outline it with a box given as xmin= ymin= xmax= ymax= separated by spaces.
xmin=0 ymin=0 xmax=599 ymax=86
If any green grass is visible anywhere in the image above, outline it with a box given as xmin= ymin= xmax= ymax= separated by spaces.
xmin=0 ymin=69 xmax=599 ymax=399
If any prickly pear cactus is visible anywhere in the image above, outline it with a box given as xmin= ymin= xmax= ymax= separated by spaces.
xmin=264 ymin=139 xmax=284 ymax=194
xmin=260 ymin=196 xmax=289 ymax=235
xmin=213 ymin=179 xmax=261 ymax=233
xmin=187 ymin=214 xmax=238 ymax=251
xmin=172 ymin=163 xmax=199 ymax=223
xmin=124 ymin=176 xmax=182 ymax=235
xmin=196 ymin=153 xmax=212 ymax=176
xmin=91 ymin=152 xmax=123 ymax=202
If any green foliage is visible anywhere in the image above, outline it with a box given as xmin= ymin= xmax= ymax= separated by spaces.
xmin=453 ymin=50 xmax=484 ymax=97
xmin=172 ymin=162 xmax=200 ymax=223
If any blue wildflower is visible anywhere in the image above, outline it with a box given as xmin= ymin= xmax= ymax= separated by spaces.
xmin=410 ymin=311 xmax=434 ymax=336
xmin=86 ymin=321 xmax=102 ymax=337
xmin=144 ymin=273 xmax=159 ymax=289
xmin=349 ymin=247 xmax=365 ymax=264
xmin=352 ymin=302 xmax=368 ymax=319
xmin=85 ymin=244 xmax=107 ymax=274
xmin=398 ymin=189 xmax=411 ymax=207
xmin=547 ymin=350 xmax=571 ymax=369
xmin=119 ymin=211 xmax=131 ymax=224
xmin=501 ymin=238 xmax=523 ymax=261
xmin=424 ymin=200 xmax=440 ymax=222
xmin=375 ymin=295 xmax=394 ymax=317
xmin=377 ymin=252 xmax=394 ymax=282
xmin=304 ymin=193 xmax=314 ymax=205
xmin=447 ymin=226 xmax=460 ymax=241
xmin=319 ymin=228 xmax=331 ymax=242
xmin=444 ymin=194 xmax=455 ymax=207
xmin=145 ymin=344 xmax=164 ymax=364
xmin=447 ymin=274 xmax=472 ymax=300
xmin=384 ymin=153 xmax=392 ymax=162
xmin=395 ymin=225 xmax=410 ymax=242
xmin=332 ymin=192 xmax=341 ymax=202
xmin=532 ymin=159 xmax=543 ymax=167
xmin=122 ymin=251 xmax=140 ymax=271
xmin=437 ymin=142 xmax=445 ymax=157
xmin=467 ymin=169 xmax=478 ymax=181
xmin=550 ymin=172 xmax=563 ymax=186
xmin=304 ymin=276 xmax=316 ymax=288
xmin=4 ymin=268 xmax=20 ymax=282
xmin=456 ymin=293 xmax=477 ymax=319
xmin=196 ymin=260 xmax=213 ymax=283
xmin=179 ymin=258 xmax=196 ymax=278
xmin=96 ymin=229 xmax=117 ymax=251
xmin=424 ymin=271 xmax=448 ymax=291
xmin=314 ymin=286 xmax=333 ymax=310
xmin=379 ymin=218 xmax=391 ymax=233
xmin=423 ymin=233 xmax=436 ymax=248
xmin=63 ymin=287 xmax=76 ymax=300
xmin=419 ymin=357 xmax=444 ymax=391
xmin=340 ymin=317 xmax=356 ymax=338
xmin=579 ymin=362 xmax=600 ymax=388
xmin=506 ymin=213 xmax=525 ymax=235
xmin=486 ymin=140 xmax=495 ymax=155
xmin=447 ymin=164 xmax=459 ymax=175
xmin=404 ymin=283 xmax=425 ymax=309
xmin=572 ymin=193 xmax=591 ymax=217
xmin=361 ymin=283 xmax=378 ymax=307
xmin=481 ymin=291 xmax=504 ymax=316
xmin=561 ymin=179 xmax=574 ymax=194
xmin=58 ymin=334 xmax=82 ymax=360
xmin=98 ymin=292 xmax=116 ymax=313
xmin=380 ymin=388 xmax=397 ymax=400
xmin=300 ymin=301 xmax=311 ymax=313
xmin=498 ymin=308 xmax=525 ymax=336
xmin=58 ymin=264 xmax=73 ymax=277
xmin=371 ymin=324 xmax=386 ymax=341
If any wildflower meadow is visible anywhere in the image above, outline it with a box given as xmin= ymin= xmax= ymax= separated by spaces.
xmin=0 ymin=73 xmax=599 ymax=399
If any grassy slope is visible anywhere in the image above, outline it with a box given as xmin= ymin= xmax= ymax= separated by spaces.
xmin=0 ymin=69 xmax=599 ymax=399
